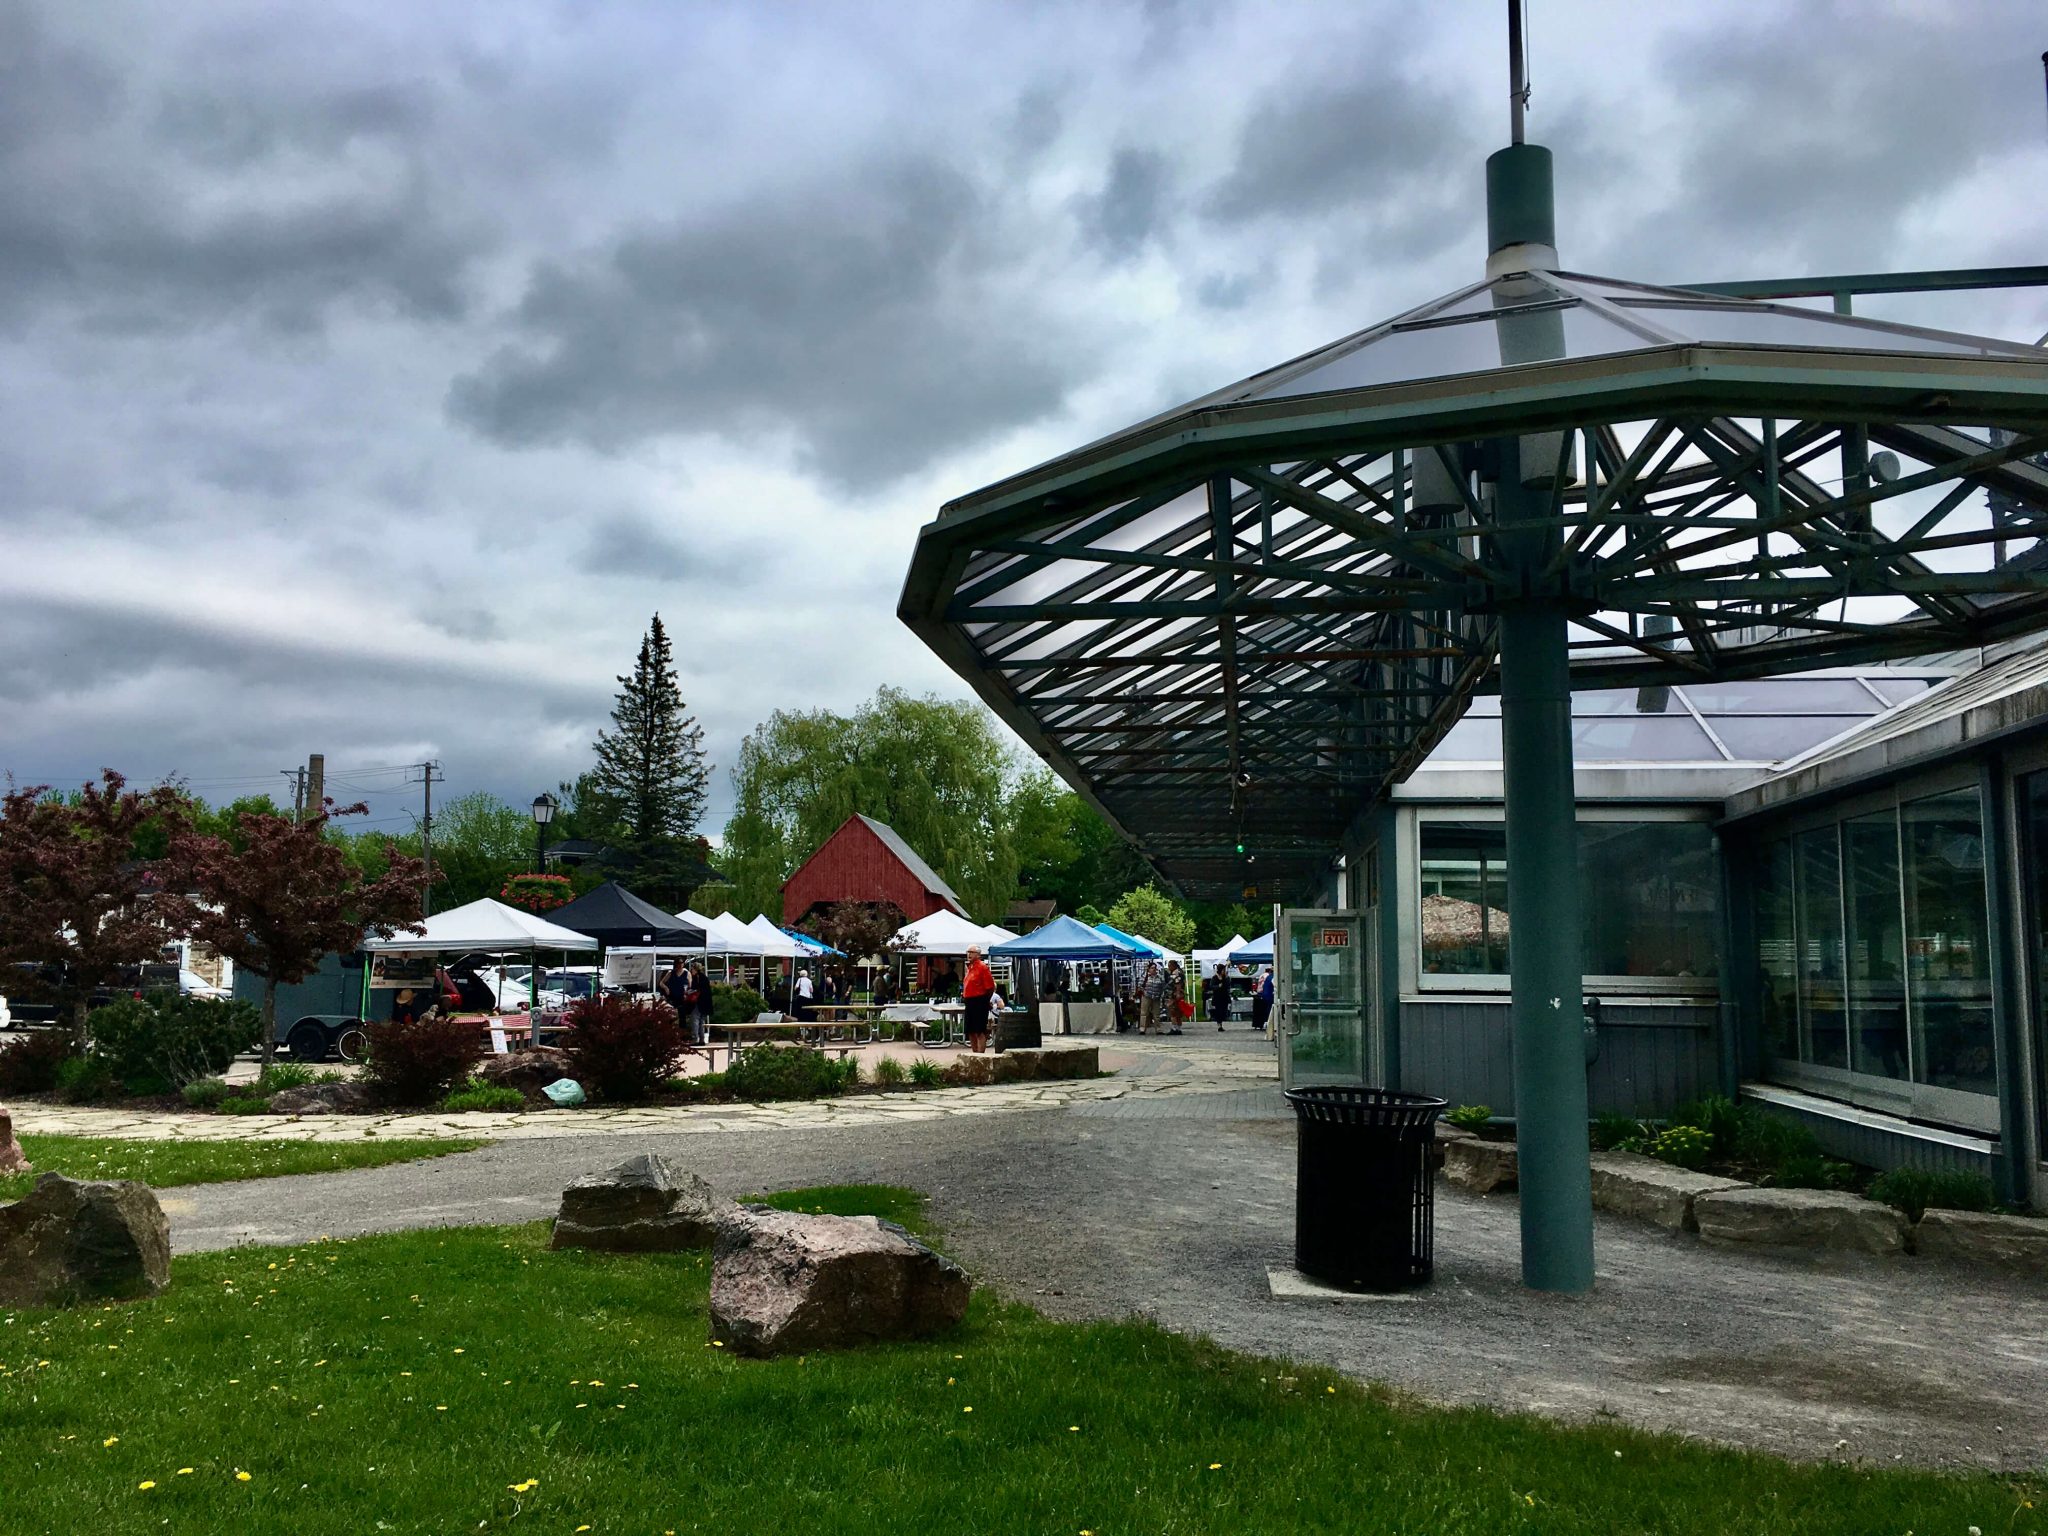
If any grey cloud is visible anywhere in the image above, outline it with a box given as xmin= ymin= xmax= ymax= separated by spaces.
xmin=447 ymin=155 xmax=1103 ymax=488
xmin=578 ymin=512 xmax=760 ymax=588
xmin=1080 ymin=148 xmax=1174 ymax=259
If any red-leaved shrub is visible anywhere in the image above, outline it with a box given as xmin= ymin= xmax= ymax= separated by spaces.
xmin=363 ymin=1014 xmax=483 ymax=1105
xmin=0 ymin=1029 xmax=78 ymax=1094
xmin=560 ymin=995 xmax=685 ymax=1102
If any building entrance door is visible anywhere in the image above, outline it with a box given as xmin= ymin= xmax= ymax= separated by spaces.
xmin=1277 ymin=909 xmax=1369 ymax=1090
xmin=2018 ymin=770 xmax=2048 ymax=1167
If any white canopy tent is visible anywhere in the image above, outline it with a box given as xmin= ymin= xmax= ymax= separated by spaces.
xmin=1193 ymin=934 xmax=1251 ymax=972
xmin=743 ymin=914 xmax=810 ymax=960
xmin=361 ymin=898 xmax=597 ymax=953
xmin=893 ymin=909 xmax=999 ymax=954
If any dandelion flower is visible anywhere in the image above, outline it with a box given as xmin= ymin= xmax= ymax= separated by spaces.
xmin=235 ymin=1471 xmax=252 ymax=1482
xmin=435 ymin=1405 xmax=447 ymax=1412
xmin=1069 ymin=1426 xmax=1079 ymax=1432
xmin=453 ymin=1348 xmax=464 ymax=1354
xmin=176 ymin=1468 xmax=193 ymax=1477
xmin=1209 ymin=1463 xmax=1223 ymax=1471
xmin=963 ymin=1406 xmax=973 ymax=1413
xmin=138 ymin=1481 xmax=155 ymax=1490
xmin=103 ymin=1437 xmax=119 ymax=1447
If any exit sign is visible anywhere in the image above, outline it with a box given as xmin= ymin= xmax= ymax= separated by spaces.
xmin=1315 ymin=927 xmax=1350 ymax=948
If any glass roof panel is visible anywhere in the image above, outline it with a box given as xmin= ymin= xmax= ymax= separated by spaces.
xmin=1676 ymin=678 xmax=1886 ymax=713
xmin=1866 ymin=676 xmax=1938 ymax=705
xmin=1569 ymin=716 xmax=1721 ymax=759
xmin=1619 ymin=301 xmax=2015 ymax=356
xmin=1708 ymin=715 xmax=1871 ymax=761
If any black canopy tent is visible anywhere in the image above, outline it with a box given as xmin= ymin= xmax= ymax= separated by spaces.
xmin=543 ymin=881 xmax=706 ymax=949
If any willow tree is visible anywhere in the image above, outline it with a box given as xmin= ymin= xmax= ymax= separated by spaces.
xmin=723 ymin=687 xmax=1018 ymax=922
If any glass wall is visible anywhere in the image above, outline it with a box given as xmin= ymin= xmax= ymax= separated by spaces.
xmin=1750 ymin=782 xmax=1997 ymax=1127
xmin=1417 ymin=818 xmax=1716 ymax=983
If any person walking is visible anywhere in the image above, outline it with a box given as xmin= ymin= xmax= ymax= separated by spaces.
xmin=1252 ymin=967 xmax=1274 ymax=1032
xmin=1166 ymin=960 xmax=1188 ymax=1034
xmin=686 ymin=961 xmax=714 ymax=1046
xmin=962 ymin=944 xmax=996 ymax=1053
xmin=660 ymin=956 xmax=691 ymax=1024
xmin=1139 ymin=960 xmax=1167 ymax=1034
xmin=1205 ymin=963 xmax=1231 ymax=1031
xmin=793 ymin=967 xmax=815 ymax=1022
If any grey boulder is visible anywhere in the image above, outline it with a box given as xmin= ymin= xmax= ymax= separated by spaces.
xmin=269 ymin=1082 xmax=374 ymax=1115
xmin=476 ymin=1047 xmax=572 ymax=1095
xmin=1913 ymin=1208 xmax=2048 ymax=1278
xmin=550 ymin=1154 xmax=722 ymax=1252
xmin=1589 ymin=1150 xmax=1748 ymax=1232
xmin=709 ymin=1205 xmax=969 ymax=1357
xmin=0 ymin=1108 xmax=29 ymax=1174
xmin=0 ymin=1174 xmax=171 ymax=1307
xmin=1443 ymin=1137 xmax=1518 ymax=1194
xmin=1693 ymin=1186 xmax=1907 ymax=1255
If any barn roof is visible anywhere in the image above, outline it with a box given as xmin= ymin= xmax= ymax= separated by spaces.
xmin=854 ymin=815 xmax=967 ymax=915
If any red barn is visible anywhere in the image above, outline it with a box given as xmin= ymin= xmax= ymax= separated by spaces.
xmin=782 ymin=814 xmax=968 ymax=927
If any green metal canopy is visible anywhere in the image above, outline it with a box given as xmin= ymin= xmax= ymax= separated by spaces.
xmin=901 ymin=265 xmax=2048 ymax=902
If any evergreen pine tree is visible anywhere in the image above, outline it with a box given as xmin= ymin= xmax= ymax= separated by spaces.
xmin=589 ymin=615 xmax=709 ymax=842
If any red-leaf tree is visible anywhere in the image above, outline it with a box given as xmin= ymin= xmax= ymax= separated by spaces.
xmin=171 ymin=801 xmax=427 ymax=1069
xmin=0 ymin=771 xmax=190 ymax=1036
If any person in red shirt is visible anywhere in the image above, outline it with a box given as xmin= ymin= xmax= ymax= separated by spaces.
xmin=961 ymin=945 xmax=996 ymax=1054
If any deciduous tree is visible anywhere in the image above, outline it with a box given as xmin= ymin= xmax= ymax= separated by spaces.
xmin=0 ymin=772 xmax=191 ymax=1035
xmin=171 ymin=802 xmax=427 ymax=1069
xmin=1106 ymin=883 xmax=1198 ymax=958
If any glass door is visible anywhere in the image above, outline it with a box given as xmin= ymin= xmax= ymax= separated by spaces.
xmin=1277 ymin=909 xmax=1368 ymax=1089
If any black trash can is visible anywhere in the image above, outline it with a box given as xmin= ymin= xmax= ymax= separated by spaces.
xmin=1284 ymin=1086 xmax=1447 ymax=1292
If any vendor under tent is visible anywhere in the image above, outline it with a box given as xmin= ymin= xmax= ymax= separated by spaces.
xmin=543 ymin=881 xmax=705 ymax=950
xmin=1228 ymin=930 xmax=1275 ymax=966
xmin=992 ymin=916 xmax=1146 ymax=1035
xmin=360 ymin=896 xmax=597 ymax=1027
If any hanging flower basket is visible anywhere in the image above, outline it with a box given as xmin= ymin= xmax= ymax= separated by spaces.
xmin=500 ymin=873 xmax=575 ymax=914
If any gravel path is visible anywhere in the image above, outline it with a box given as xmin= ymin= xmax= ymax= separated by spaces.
xmin=153 ymin=1038 xmax=2047 ymax=1474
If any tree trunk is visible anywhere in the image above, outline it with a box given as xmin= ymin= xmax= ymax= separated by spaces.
xmin=70 ymin=996 xmax=90 ymax=1049
xmin=260 ymin=981 xmax=279 ymax=1071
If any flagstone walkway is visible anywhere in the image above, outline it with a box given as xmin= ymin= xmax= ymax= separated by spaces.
xmin=10 ymin=1037 xmax=1278 ymax=1144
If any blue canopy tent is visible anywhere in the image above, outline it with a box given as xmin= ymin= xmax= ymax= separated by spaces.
xmin=993 ymin=916 xmax=1148 ymax=1036
xmin=1093 ymin=922 xmax=1171 ymax=960
xmin=782 ymin=927 xmax=844 ymax=957
xmin=1228 ymin=930 xmax=1274 ymax=965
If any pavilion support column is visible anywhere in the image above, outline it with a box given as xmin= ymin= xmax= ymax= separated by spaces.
xmin=1495 ymin=458 xmax=1595 ymax=1295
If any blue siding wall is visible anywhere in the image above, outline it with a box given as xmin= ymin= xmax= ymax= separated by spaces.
xmin=1396 ymin=998 xmax=1720 ymax=1117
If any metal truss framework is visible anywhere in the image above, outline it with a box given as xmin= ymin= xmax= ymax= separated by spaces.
xmin=903 ymin=278 xmax=2048 ymax=903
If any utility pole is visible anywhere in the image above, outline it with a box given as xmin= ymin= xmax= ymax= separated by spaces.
xmin=306 ymin=753 xmax=324 ymax=817
xmin=416 ymin=761 xmax=443 ymax=915
xmin=281 ymin=767 xmax=307 ymax=823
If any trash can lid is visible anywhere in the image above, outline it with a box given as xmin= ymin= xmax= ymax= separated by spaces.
xmin=1283 ymin=1085 xmax=1446 ymax=1127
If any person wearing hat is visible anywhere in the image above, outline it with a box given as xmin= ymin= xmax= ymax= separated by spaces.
xmin=961 ymin=944 xmax=996 ymax=1053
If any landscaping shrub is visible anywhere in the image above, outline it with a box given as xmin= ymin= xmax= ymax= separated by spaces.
xmin=181 ymin=1077 xmax=232 ymax=1109
xmin=908 ymin=1059 xmax=943 ymax=1089
xmin=54 ymin=1054 xmax=118 ymax=1102
xmin=1729 ymin=1108 xmax=1822 ymax=1172
xmin=0 ymin=1030 xmax=77 ymax=1094
xmin=218 ymin=1094 xmax=274 ymax=1116
xmin=1589 ymin=1111 xmax=1648 ymax=1152
xmin=724 ymin=1044 xmax=855 ymax=1102
xmin=1444 ymin=1103 xmax=1492 ymax=1134
xmin=1769 ymin=1153 xmax=1858 ymax=1191
xmin=872 ymin=1054 xmax=907 ymax=1087
xmin=363 ymin=1014 xmax=484 ymax=1105
xmin=560 ymin=995 xmax=686 ymax=1102
xmin=1648 ymin=1124 xmax=1713 ymax=1170
xmin=1672 ymin=1094 xmax=1742 ymax=1157
xmin=86 ymin=991 xmax=260 ymax=1090
xmin=255 ymin=1062 xmax=316 ymax=1094
xmin=1867 ymin=1167 xmax=1997 ymax=1222
xmin=441 ymin=1076 xmax=527 ymax=1113
xmin=710 ymin=983 xmax=770 ymax=1024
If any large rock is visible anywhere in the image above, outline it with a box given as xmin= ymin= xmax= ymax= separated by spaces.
xmin=1693 ymin=1187 xmax=1907 ymax=1255
xmin=0 ymin=1109 xmax=29 ymax=1174
xmin=0 ymin=1174 xmax=170 ymax=1306
xmin=269 ymin=1082 xmax=375 ymax=1115
xmin=1589 ymin=1150 xmax=1748 ymax=1233
xmin=550 ymin=1154 xmax=722 ymax=1253
xmin=942 ymin=1054 xmax=996 ymax=1087
xmin=990 ymin=1049 xmax=1041 ymax=1083
xmin=475 ymin=1046 xmax=573 ymax=1095
xmin=709 ymin=1205 xmax=969 ymax=1357
xmin=1036 ymin=1045 xmax=1099 ymax=1080
xmin=1443 ymin=1137 xmax=1518 ymax=1194
xmin=1913 ymin=1208 xmax=2048 ymax=1277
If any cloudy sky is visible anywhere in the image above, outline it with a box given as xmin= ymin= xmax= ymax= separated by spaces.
xmin=4 ymin=0 xmax=2045 ymax=838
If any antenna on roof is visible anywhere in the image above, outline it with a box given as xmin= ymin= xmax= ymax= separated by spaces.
xmin=1508 ymin=0 xmax=1530 ymax=145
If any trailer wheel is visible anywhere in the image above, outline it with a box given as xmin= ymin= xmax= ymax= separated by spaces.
xmin=336 ymin=1026 xmax=370 ymax=1064
xmin=286 ymin=1021 xmax=330 ymax=1063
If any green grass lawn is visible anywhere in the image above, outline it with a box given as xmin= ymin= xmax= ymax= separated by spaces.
xmin=4 ymin=1135 xmax=488 ymax=1201
xmin=0 ymin=1187 xmax=2036 ymax=1535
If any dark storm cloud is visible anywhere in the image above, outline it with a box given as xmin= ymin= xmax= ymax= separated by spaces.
xmin=1080 ymin=148 xmax=1175 ymax=259
xmin=1638 ymin=2 xmax=2045 ymax=276
xmin=0 ymin=6 xmax=487 ymax=333
xmin=578 ymin=513 xmax=761 ymax=588
xmin=446 ymin=155 xmax=1102 ymax=489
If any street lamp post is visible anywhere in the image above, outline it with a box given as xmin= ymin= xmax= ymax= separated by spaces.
xmin=531 ymin=793 xmax=557 ymax=874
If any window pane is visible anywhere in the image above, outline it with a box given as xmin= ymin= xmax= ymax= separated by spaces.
xmin=1843 ymin=810 xmax=1909 ymax=1083
xmin=1867 ymin=677 xmax=1937 ymax=706
xmin=1418 ymin=820 xmax=1716 ymax=981
xmin=1418 ymin=823 xmax=1510 ymax=974
xmin=1579 ymin=822 xmax=1719 ymax=978
xmin=1756 ymin=840 xmax=1799 ymax=1063
xmin=1709 ymin=715 xmax=1868 ymax=761
xmin=1678 ymin=679 xmax=1886 ymax=713
xmin=1903 ymin=790 xmax=1995 ymax=1096
xmin=1795 ymin=826 xmax=1848 ymax=1068
xmin=1431 ymin=718 xmax=1502 ymax=760
xmin=1569 ymin=716 xmax=1720 ymax=759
